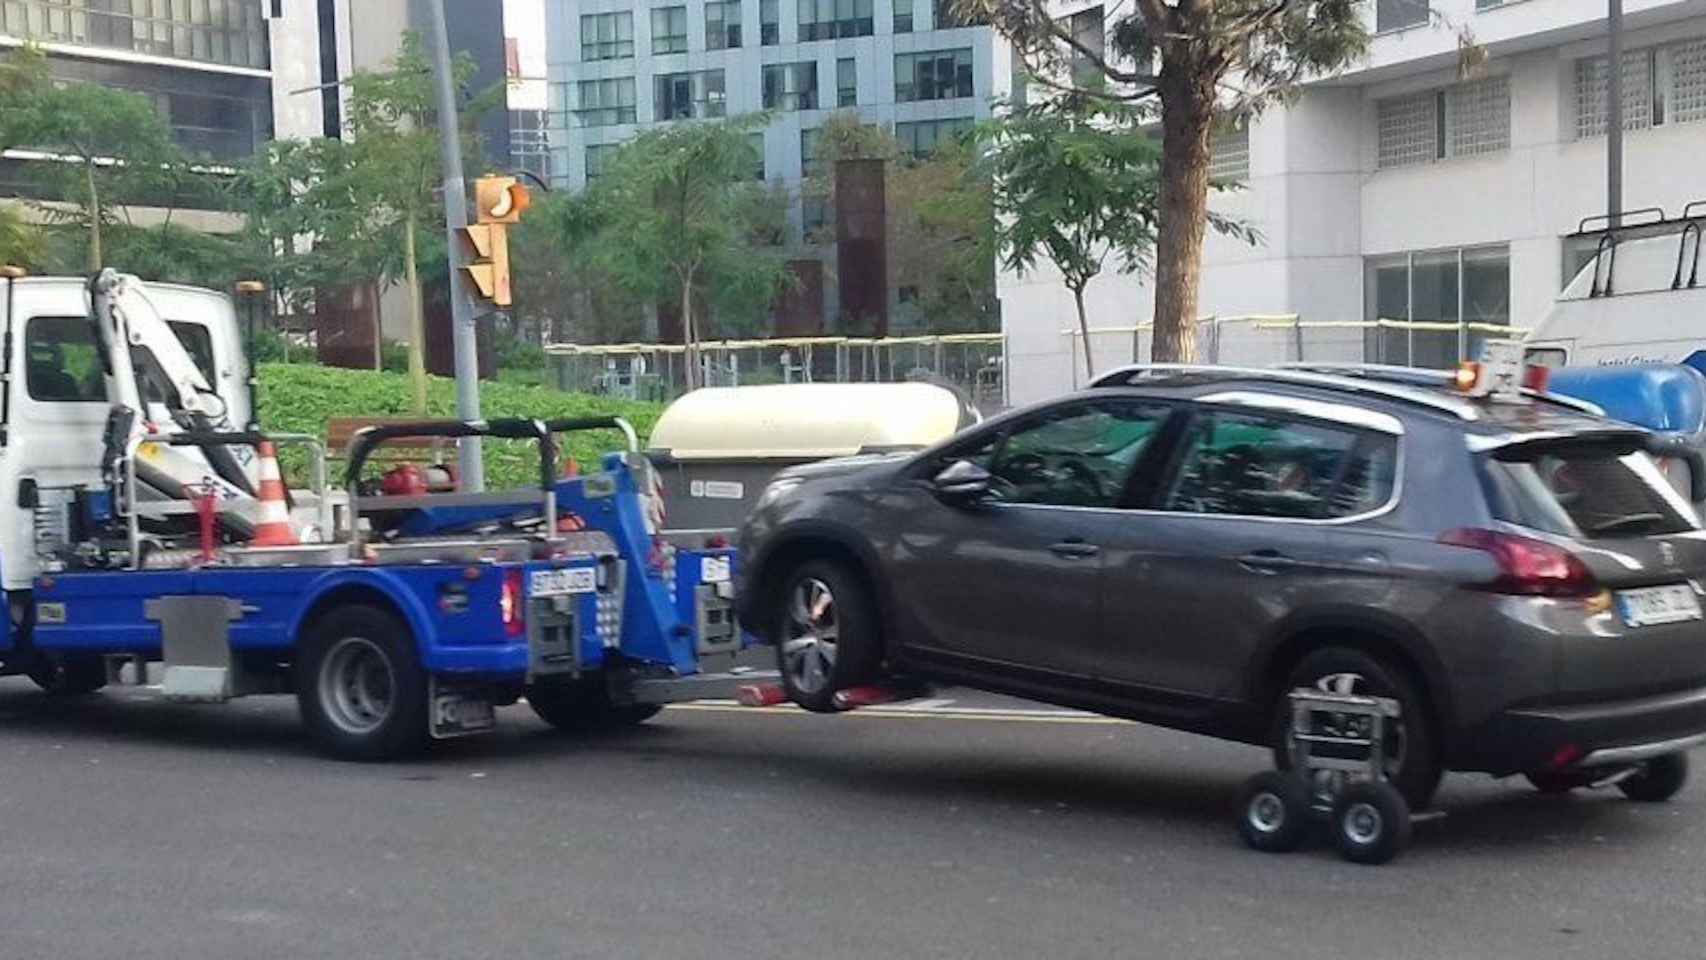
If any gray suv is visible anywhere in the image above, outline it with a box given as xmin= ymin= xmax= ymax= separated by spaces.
xmin=736 ymin=366 xmax=1706 ymax=807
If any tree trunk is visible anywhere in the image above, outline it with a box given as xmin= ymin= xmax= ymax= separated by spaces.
xmin=1148 ymin=71 xmax=1217 ymax=364
xmin=84 ymin=162 xmax=102 ymax=272
xmin=403 ymin=209 xmax=429 ymax=413
xmin=680 ymin=269 xmax=698 ymax=391
xmin=1072 ymin=285 xmax=1094 ymax=381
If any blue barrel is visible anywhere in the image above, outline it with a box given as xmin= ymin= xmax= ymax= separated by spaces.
xmin=1547 ymin=364 xmax=1706 ymax=436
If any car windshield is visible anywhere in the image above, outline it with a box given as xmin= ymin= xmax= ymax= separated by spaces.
xmin=1480 ymin=441 xmax=1697 ymax=540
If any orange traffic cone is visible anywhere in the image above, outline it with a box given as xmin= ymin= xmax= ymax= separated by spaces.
xmin=250 ymin=441 xmax=297 ymax=547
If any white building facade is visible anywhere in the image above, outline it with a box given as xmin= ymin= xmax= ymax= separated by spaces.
xmin=1000 ymin=0 xmax=1706 ymax=406
xmin=542 ymin=0 xmax=1005 ymax=239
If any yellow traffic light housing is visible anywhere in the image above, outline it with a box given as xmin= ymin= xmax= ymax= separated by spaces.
xmin=474 ymin=175 xmax=530 ymax=225
xmin=459 ymin=223 xmax=511 ymax=307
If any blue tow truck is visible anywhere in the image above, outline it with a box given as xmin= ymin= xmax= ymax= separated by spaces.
xmin=2 ymin=271 xmax=762 ymax=760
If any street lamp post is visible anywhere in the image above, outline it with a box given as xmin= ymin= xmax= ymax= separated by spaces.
xmin=424 ymin=0 xmax=485 ymax=490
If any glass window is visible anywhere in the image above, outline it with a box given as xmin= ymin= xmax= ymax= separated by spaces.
xmin=578 ymin=78 xmax=637 ymax=127
xmin=1376 ymin=0 xmax=1428 ymax=32
xmin=651 ymin=6 xmax=688 ymax=54
xmin=706 ymin=0 xmax=740 ymax=49
xmin=800 ymin=127 xmax=822 ymax=178
xmin=1363 ymin=245 xmax=1508 ymax=369
xmin=1060 ymin=5 xmax=1103 ymax=85
xmin=585 ymin=143 xmax=622 ymax=181
xmin=895 ymin=49 xmax=975 ymax=102
xmin=974 ymin=400 xmax=1173 ymax=508
xmin=26 ymin=316 xmax=107 ymax=403
xmin=654 ymin=70 xmax=724 ymax=120
xmin=1481 ymin=444 xmax=1694 ymax=539
xmin=7 ymin=0 xmax=266 ymax=67
xmin=581 ymin=12 xmax=635 ymax=61
xmin=893 ymin=0 xmax=912 ymax=32
xmin=896 ymin=117 xmax=973 ymax=158
xmin=1208 ymin=122 xmax=1249 ymax=182
xmin=763 ymin=62 xmax=818 ymax=111
xmin=748 ymin=132 xmax=766 ymax=180
xmin=760 ymin=0 xmax=779 ymax=43
xmin=166 ymin=320 xmax=216 ymax=385
xmin=1377 ymin=76 xmax=1508 ymax=169
xmin=798 ymin=0 xmax=871 ymax=39
xmin=837 ymin=58 xmax=856 ymax=107
xmin=1164 ymin=412 xmax=1396 ymax=520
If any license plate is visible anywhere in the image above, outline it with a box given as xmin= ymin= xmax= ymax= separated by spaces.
xmin=530 ymin=567 xmax=596 ymax=597
xmin=430 ymin=693 xmax=496 ymax=739
xmin=1615 ymin=584 xmax=1703 ymax=627
xmin=701 ymin=556 xmax=731 ymax=584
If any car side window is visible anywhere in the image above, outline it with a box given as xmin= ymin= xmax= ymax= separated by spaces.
xmin=976 ymin=400 xmax=1171 ymax=508
xmin=1163 ymin=410 xmax=1396 ymax=520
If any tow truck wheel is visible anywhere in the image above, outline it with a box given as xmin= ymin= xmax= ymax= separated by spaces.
xmin=1236 ymin=771 xmax=1311 ymax=853
xmin=1331 ymin=780 xmax=1411 ymax=866
xmin=1618 ymin=752 xmax=1689 ymax=803
xmin=773 ymin=560 xmax=880 ymax=714
xmin=296 ymin=605 xmax=428 ymax=761
xmin=28 ymin=656 xmax=107 ymax=696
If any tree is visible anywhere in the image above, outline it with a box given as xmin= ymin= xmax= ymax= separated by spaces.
xmin=0 ymin=45 xmax=188 ymax=272
xmin=964 ymin=0 xmax=1367 ymax=360
xmin=982 ymin=97 xmax=1162 ymax=379
xmin=0 ymin=206 xmax=46 ymax=270
xmin=581 ymin=116 xmax=791 ymax=389
xmin=509 ymin=189 xmax=646 ymax=345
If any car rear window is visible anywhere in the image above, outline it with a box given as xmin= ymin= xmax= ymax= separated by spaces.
xmin=1480 ymin=443 xmax=1696 ymax=539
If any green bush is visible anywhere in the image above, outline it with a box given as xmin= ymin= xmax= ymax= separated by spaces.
xmin=380 ymin=340 xmax=409 ymax=373
xmin=257 ymin=363 xmax=663 ymax=490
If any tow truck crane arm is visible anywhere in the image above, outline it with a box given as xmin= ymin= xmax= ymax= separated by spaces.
xmin=87 ymin=269 xmax=256 ymax=501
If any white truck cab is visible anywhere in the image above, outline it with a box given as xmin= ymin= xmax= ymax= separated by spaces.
xmin=0 ymin=275 xmax=252 ymax=590
xmin=1525 ymin=205 xmax=1705 ymax=368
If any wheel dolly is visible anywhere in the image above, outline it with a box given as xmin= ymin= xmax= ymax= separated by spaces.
xmin=1237 ymin=688 xmax=1439 ymax=865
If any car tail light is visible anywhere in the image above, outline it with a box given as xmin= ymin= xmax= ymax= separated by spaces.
xmin=501 ymin=569 xmax=524 ymax=637
xmin=1438 ymin=527 xmax=1599 ymax=598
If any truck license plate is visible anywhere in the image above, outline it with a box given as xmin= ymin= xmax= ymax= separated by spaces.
xmin=431 ymin=693 xmax=496 ymax=739
xmin=1616 ymin=584 xmax=1703 ymax=627
xmin=530 ymin=567 xmax=596 ymax=597
xmin=701 ymin=556 xmax=731 ymax=583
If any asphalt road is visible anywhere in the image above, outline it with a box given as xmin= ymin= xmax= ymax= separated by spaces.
xmin=1 ymin=679 xmax=1702 ymax=960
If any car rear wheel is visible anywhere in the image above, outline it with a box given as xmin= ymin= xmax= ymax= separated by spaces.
xmin=1272 ymin=647 xmax=1442 ymax=811
xmin=772 ymin=560 xmax=880 ymax=713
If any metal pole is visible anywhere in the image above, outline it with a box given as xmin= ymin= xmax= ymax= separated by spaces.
xmin=425 ymin=0 xmax=484 ymax=490
xmin=1608 ymin=0 xmax=1624 ymax=229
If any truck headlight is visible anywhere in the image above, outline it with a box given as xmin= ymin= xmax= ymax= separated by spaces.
xmin=756 ymin=477 xmax=803 ymax=511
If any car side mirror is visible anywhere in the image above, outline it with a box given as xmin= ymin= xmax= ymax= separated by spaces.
xmin=932 ymin=459 xmax=993 ymax=505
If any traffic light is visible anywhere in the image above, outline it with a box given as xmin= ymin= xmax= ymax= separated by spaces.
xmin=458 ymin=176 xmax=532 ymax=307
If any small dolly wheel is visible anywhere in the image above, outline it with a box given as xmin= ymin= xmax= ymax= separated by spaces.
xmin=1618 ymin=752 xmax=1689 ymax=803
xmin=1237 ymin=771 xmax=1311 ymax=853
xmin=1332 ymin=781 xmax=1411 ymax=865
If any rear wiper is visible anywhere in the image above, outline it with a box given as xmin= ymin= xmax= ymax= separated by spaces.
xmin=1585 ymin=512 xmax=1667 ymax=536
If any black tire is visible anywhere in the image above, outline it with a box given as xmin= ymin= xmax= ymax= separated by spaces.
xmin=28 ymin=656 xmax=108 ymax=696
xmin=771 ymin=560 xmax=881 ymax=714
xmin=1618 ymin=752 xmax=1689 ymax=803
xmin=1273 ymin=647 xmax=1442 ymax=811
xmin=526 ymin=676 xmax=661 ymax=731
xmin=1332 ymin=780 xmax=1412 ymax=866
xmin=1236 ymin=771 xmax=1312 ymax=854
xmin=296 ymin=605 xmax=428 ymax=761
xmin=1525 ymin=771 xmax=1596 ymax=794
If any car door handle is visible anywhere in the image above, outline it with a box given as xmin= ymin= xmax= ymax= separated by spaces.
xmin=1238 ymin=549 xmax=1300 ymax=573
xmin=1048 ymin=539 xmax=1100 ymax=559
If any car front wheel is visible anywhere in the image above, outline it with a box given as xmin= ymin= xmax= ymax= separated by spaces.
xmin=1272 ymin=647 xmax=1442 ymax=811
xmin=772 ymin=560 xmax=880 ymax=713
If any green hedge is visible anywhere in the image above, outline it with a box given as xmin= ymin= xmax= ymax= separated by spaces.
xmin=256 ymin=363 xmax=663 ymax=490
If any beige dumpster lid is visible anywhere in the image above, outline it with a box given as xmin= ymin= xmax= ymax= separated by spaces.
xmin=649 ymin=383 xmax=974 ymax=460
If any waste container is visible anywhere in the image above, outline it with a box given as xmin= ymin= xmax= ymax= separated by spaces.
xmin=646 ymin=382 xmax=978 ymax=540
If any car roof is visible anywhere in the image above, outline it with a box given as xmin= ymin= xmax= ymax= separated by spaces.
xmin=1088 ymin=364 xmax=1639 ymax=441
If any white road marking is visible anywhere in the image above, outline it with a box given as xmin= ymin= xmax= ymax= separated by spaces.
xmin=665 ymin=700 xmax=1121 ymax=725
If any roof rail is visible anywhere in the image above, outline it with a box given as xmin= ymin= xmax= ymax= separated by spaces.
xmin=1092 ymin=364 xmax=1478 ymax=420
xmin=1277 ymin=362 xmax=1606 ymax=417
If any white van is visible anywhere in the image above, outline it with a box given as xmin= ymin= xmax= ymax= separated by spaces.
xmin=1525 ymin=208 xmax=1705 ymax=369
